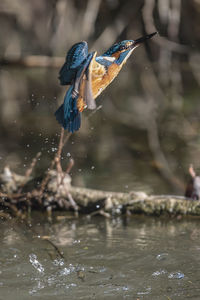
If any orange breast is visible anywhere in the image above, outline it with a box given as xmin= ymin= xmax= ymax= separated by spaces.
xmin=77 ymin=57 xmax=122 ymax=112
xmin=91 ymin=63 xmax=122 ymax=99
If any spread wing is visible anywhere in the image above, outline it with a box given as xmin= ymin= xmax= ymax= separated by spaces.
xmin=59 ymin=41 xmax=88 ymax=85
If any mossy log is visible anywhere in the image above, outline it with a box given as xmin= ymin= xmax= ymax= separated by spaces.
xmin=1 ymin=167 xmax=200 ymax=217
xmin=69 ymin=186 xmax=200 ymax=216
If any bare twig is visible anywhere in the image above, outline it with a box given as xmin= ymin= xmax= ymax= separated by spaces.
xmin=45 ymin=238 xmax=64 ymax=259
xmin=82 ymin=0 xmax=101 ymax=38
xmin=39 ymin=129 xmax=72 ymax=195
xmin=55 ymin=128 xmax=64 ymax=174
xmin=189 ymin=164 xmax=196 ymax=178
xmin=25 ymin=152 xmax=41 ymax=179
xmin=67 ymin=192 xmax=79 ymax=216
xmin=63 ymin=132 xmax=72 ymax=147
xmin=142 ymin=0 xmax=188 ymax=54
xmin=18 ymin=152 xmax=42 ymax=193
xmin=66 ymin=158 xmax=74 ymax=174
xmin=39 ymin=157 xmax=56 ymax=196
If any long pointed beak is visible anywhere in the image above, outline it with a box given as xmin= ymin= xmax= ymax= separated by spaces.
xmin=131 ymin=32 xmax=157 ymax=48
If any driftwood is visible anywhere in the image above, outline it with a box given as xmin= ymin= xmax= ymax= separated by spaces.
xmin=0 ymin=166 xmax=200 ymax=217
xmin=68 ymin=186 xmax=200 ymax=216
xmin=1 ymin=129 xmax=199 ymax=218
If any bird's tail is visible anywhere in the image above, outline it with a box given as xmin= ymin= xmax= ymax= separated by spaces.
xmin=55 ymin=86 xmax=81 ymax=133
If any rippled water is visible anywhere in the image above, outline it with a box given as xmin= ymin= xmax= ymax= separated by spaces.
xmin=1 ymin=215 xmax=200 ymax=299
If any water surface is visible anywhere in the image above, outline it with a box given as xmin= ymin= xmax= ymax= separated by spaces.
xmin=1 ymin=214 xmax=200 ymax=299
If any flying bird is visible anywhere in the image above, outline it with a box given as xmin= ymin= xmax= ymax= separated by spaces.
xmin=55 ymin=32 xmax=157 ymax=132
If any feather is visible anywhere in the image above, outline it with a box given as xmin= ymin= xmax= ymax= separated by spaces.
xmin=59 ymin=41 xmax=88 ymax=85
xmin=73 ymin=52 xmax=95 ymax=99
xmin=55 ymin=86 xmax=81 ymax=133
xmin=66 ymin=41 xmax=88 ymax=69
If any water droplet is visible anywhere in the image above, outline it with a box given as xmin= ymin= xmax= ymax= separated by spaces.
xmin=53 ymin=258 xmax=64 ymax=266
xmin=29 ymin=253 xmax=44 ymax=273
xmin=60 ymin=268 xmax=71 ymax=275
xmin=73 ymin=239 xmax=80 ymax=244
xmin=26 ymin=144 xmax=30 ymax=148
xmin=137 ymin=287 xmax=151 ymax=295
xmin=168 ymin=271 xmax=184 ymax=279
xmin=152 ymin=269 xmax=167 ymax=276
xmin=156 ymin=253 xmax=168 ymax=260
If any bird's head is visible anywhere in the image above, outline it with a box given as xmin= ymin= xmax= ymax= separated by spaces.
xmin=103 ymin=32 xmax=157 ymax=65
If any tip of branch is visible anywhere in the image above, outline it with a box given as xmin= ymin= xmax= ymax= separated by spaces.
xmin=189 ymin=164 xmax=196 ymax=178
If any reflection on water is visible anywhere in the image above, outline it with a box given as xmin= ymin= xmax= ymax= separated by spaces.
xmin=1 ymin=214 xmax=200 ymax=299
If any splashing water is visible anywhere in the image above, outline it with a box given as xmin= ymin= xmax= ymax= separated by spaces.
xmin=168 ymin=271 xmax=185 ymax=279
xmin=29 ymin=254 xmax=44 ymax=273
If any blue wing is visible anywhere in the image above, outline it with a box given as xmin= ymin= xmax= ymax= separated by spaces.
xmin=55 ymin=86 xmax=81 ymax=133
xmin=55 ymin=52 xmax=97 ymax=132
xmin=59 ymin=41 xmax=88 ymax=85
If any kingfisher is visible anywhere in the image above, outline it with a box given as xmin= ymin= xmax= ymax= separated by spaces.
xmin=55 ymin=32 xmax=157 ymax=132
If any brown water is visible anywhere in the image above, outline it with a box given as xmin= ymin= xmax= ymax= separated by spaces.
xmin=1 ymin=214 xmax=200 ymax=299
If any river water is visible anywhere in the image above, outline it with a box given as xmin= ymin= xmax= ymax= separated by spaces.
xmin=1 ymin=214 xmax=200 ymax=299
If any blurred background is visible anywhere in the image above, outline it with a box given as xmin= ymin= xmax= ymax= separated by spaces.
xmin=0 ymin=0 xmax=200 ymax=195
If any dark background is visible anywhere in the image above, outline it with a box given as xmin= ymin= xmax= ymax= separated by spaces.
xmin=0 ymin=0 xmax=200 ymax=194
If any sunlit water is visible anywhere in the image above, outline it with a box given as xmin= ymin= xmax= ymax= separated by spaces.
xmin=1 ymin=214 xmax=200 ymax=299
